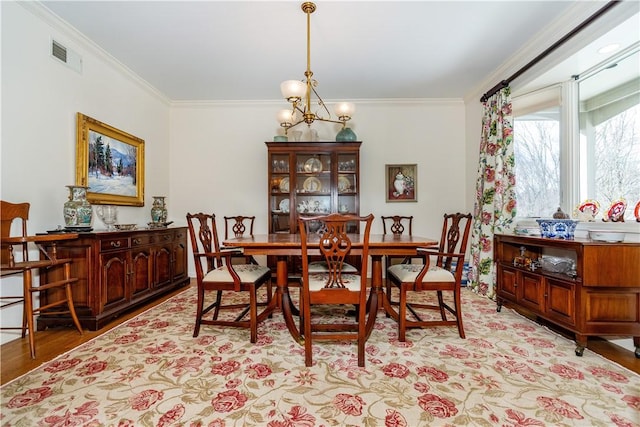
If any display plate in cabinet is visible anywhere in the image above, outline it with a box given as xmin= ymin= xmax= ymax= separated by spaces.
xmin=338 ymin=175 xmax=351 ymax=192
xmin=303 ymin=157 xmax=323 ymax=173
xmin=279 ymin=177 xmax=289 ymax=192
xmin=303 ymin=177 xmax=322 ymax=192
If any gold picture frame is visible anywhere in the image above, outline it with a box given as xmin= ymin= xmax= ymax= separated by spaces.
xmin=75 ymin=113 xmax=145 ymax=206
xmin=386 ymin=164 xmax=417 ymax=202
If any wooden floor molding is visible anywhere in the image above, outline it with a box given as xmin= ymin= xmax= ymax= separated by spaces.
xmin=2 ymin=282 xmax=638 ymax=385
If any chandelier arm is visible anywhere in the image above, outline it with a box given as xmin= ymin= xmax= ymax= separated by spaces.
xmin=311 ymin=85 xmax=332 ymax=119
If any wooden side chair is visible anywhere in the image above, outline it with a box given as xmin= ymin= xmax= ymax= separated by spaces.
xmin=386 ymin=212 xmax=472 ymax=341
xmin=186 ymin=212 xmax=273 ymax=343
xmin=298 ymin=213 xmax=375 ymax=367
xmin=381 ymin=215 xmax=413 ymax=294
xmin=0 ymin=200 xmax=83 ymax=358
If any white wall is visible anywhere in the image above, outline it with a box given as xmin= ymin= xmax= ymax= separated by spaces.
xmin=1 ymin=2 xmax=172 ymax=343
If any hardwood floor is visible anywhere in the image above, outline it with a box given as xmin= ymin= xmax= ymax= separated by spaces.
xmin=2 ymin=282 xmax=638 ymax=385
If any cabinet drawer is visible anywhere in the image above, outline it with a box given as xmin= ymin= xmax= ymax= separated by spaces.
xmin=150 ymin=232 xmax=173 ymax=244
xmin=131 ymin=234 xmax=153 ymax=247
xmin=100 ymin=237 xmax=130 ymax=252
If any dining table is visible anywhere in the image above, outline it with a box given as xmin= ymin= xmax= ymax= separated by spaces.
xmin=222 ymin=233 xmax=438 ymax=343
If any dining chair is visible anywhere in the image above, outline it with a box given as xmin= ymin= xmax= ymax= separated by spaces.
xmin=223 ymin=215 xmax=259 ymax=265
xmin=381 ymin=215 xmax=414 ymax=296
xmin=0 ymin=200 xmax=83 ymax=358
xmin=386 ymin=212 xmax=472 ymax=341
xmin=186 ymin=212 xmax=272 ymax=343
xmin=298 ymin=213 xmax=375 ymax=367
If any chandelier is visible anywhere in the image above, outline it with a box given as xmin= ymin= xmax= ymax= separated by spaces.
xmin=277 ymin=2 xmax=355 ymax=139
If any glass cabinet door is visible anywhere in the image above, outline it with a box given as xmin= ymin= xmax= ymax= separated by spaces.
xmin=267 ymin=142 xmax=361 ymax=235
xmin=294 ymin=153 xmax=331 ymax=217
xmin=269 ymin=153 xmax=291 ymax=233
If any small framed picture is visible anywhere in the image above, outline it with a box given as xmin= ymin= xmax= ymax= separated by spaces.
xmin=75 ymin=113 xmax=145 ymax=206
xmin=386 ymin=164 xmax=417 ymax=202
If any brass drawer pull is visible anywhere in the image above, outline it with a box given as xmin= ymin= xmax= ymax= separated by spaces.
xmin=110 ymin=241 xmax=121 ymax=248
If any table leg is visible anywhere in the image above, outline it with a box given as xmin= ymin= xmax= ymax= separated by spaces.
xmin=364 ymin=254 xmax=383 ymax=339
xmin=277 ymin=256 xmax=303 ymax=344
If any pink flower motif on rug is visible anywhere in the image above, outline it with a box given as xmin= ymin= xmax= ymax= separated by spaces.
xmin=211 ymin=389 xmax=248 ymax=412
xmin=334 ymin=393 xmax=366 ymax=416
xmin=536 ymin=396 xmax=584 ymax=421
xmin=267 ymin=405 xmax=316 ymax=426
xmin=417 ymin=393 xmax=458 ymax=418
xmin=130 ymin=389 xmax=164 ymax=411
xmin=6 ymin=386 xmax=53 ymax=408
xmin=385 ymin=409 xmax=408 ymax=427
xmin=382 ymin=362 xmax=410 ymax=378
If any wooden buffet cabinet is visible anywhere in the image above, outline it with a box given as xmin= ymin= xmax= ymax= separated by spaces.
xmin=39 ymin=227 xmax=189 ymax=331
xmin=494 ymin=233 xmax=640 ymax=357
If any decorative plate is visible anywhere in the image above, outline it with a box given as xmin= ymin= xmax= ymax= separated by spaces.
xmin=635 ymin=200 xmax=640 ymax=222
xmin=604 ymin=199 xmax=626 ymax=222
xmin=279 ymin=199 xmax=290 ymax=213
xmin=303 ymin=177 xmax=322 ymax=192
xmin=338 ymin=175 xmax=351 ymax=193
xmin=577 ymin=199 xmax=600 ymax=216
xmin=279 ymin=177 xmax=289 ymax=193
xmin=303 ymin=157 xmax=323 ymax=173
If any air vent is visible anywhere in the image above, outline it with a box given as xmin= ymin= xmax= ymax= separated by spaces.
xmin=50 ymin=38 xmax=82 ymax=74
xmin=52 ymin=40 xmax=67 ymax=63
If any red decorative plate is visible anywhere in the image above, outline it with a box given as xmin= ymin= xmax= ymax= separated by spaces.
xmin=605 ymin=199 xmax=626 ymax=222
xmin=634 ymin=200 xmax=640 ymax=222
xmin=578 ymin=199 xmax=599 ymax=215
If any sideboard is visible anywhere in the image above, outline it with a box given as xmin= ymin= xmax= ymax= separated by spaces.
xmin=494 ymin=233 xmax=639 ymax=357
xmin=38 ymin=227 xmax=190 ymax=330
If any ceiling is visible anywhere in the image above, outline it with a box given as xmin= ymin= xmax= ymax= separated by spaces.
xmin=39 ymin=1 xmax=635 ymax=102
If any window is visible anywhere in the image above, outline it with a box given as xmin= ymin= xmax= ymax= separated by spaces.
xmin=513 ymin=48 xmax=639 ymax=220
xmin=513 ymin=87 xmax=562 ymax=217
xmin=578 ymin=51 xmax=640 ymax=216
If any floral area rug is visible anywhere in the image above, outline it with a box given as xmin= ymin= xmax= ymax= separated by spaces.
xmin=2 ymin=286 xmax=639 ymax=427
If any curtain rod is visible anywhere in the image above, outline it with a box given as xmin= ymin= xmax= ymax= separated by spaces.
xmin=480 ymin=0 xmax=621 ymax=103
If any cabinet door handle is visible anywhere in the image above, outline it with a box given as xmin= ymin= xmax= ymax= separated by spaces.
xmin=110 ymin=241 xmax=121 ymax=248
xmin=163 ymin=235 xmax=170 ymax=241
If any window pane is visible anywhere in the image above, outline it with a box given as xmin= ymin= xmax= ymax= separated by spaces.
xmin=513 ymin=109 xmax=561 ymax=217
xmin=579 ymin=49 xmax=640 ymax=220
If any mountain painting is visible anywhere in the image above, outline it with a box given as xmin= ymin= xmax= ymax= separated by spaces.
xmin=88 ymin=130 xmax=137 ymax=197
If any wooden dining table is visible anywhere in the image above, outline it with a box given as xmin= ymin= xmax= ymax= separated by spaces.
xmin=222 ymin=233 xmax=438 ymax=343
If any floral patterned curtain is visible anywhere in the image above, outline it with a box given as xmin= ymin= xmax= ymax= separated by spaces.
xmin=469 ymin=87 xmax=517 ymax=298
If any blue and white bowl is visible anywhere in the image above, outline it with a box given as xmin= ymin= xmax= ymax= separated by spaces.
xmin=536 ymin=219 xmax=579 ymax=240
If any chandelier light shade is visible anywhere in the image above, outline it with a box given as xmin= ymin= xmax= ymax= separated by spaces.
xmin=277 ymin=2 xmax=355 ymax=138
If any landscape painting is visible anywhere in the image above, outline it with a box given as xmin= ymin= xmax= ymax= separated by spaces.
xmin=75 ymin=113 xmax=145 ymax=206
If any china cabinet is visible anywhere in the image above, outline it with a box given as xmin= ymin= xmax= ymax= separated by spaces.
xmin=494 ymin=233 xmax=640 ymax=357
xmin=266 ymin=141 xmax=361 ymax=273
xmin=37 ymin=227 xmax=189 ymax=330
xmin=266 ymin=141 xmax=361 ymax=234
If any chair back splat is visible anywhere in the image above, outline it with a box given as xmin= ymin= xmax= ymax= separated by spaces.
xmin=381 ymin=215 xmax=414 ymax=299
xmin=298 ymin=213 xmax=375 ymax=367
xmin=186 ymin=212 xmax=273 ymax=343
xmin=223 ymin=215 xmax=259 ymax=265
xmin=386 ymin=212 xmax=472 ymax=341
xmin=1 ymin=200 xmax=83 ymax=358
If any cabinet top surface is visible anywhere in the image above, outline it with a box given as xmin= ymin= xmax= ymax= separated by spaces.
xmin=266 ymin=141 xmax=362 ymax=148
xmin=495 ymin=233 xmax=640 ymax=247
